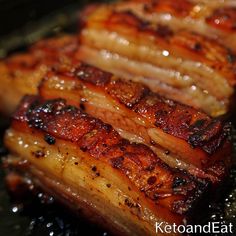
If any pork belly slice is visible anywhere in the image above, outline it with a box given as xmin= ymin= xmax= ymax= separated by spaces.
xmin=0 ymin=35 xmax=79 ymax=114
xmin=78 ymin=5 xmax=236 ymax=116
xmin=77 ymin=46 xmax=227 ymax=117
xmin=115 ymin=0 xmax=236 ymax=52
xmin=4 ymin=96 xmax=212 ymax=235
xmin=38 ymin=62 xmax=232 ymax=182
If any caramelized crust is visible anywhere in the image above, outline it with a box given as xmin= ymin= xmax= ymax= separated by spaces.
xmin=42 ymin=62 xmax=231 ymax=155
xmin=9 ymin=95 xmax=210 ymax=219
xmin=39 ymin=62 xmax=232 ymax=182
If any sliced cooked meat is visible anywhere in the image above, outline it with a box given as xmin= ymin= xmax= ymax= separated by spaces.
xmin=39 ymin=61 xmax=232 ymax=183
xmin=116 ymin=0 xmax=236 ymax=51
xmin=78 ymin=4 xmax=236 ymax=116
xmin=4 ymin=96 xmax=211 ymax=235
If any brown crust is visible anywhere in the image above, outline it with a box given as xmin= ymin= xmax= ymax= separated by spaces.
xmin=42 ymin=62 xmax=231 ymax=156
xmin=11 ymin=96 xmax=210 ymax=217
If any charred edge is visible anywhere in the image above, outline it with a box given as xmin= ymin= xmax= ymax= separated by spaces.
xmin=110 ymin=156 xmax=124 ymax=169
xmin=68 ymin=63 xmax=149 ymax=109
xmin=42 ymin=61 xmax=230 ymax=153
xmin=171 ymin=174 xmax=210 ymax=215
xmin=189 ymin=119 xmax=207 ymax=132
xmin=27 ymin=98 xmax=67 ymax=129
xmin=17 ymin=97 xmax=213 ymax=216
xmin=202 ymin=122 xmax=232 ymax=154
xmin=44 ymin=134 xmax=56 ymax=145
xmin=188 ymin=119 xmax=222 ymax=148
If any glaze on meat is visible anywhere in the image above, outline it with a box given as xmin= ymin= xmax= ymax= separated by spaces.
xmin=39 ymin=62 xmax=232 ymax=182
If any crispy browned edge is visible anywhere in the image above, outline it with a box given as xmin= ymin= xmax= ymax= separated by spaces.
xmin=8 ymin=96 xmax=211 ymax=220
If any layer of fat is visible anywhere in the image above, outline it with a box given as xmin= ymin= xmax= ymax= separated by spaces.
xmin=4 ymin=128 xmax=180 ymax=235
xmin=77 ymin=46 xmax=227 ymax=116
xmin=81 ymin=95 xmax=207 ymax=170
xmin=81 ymin=28 xmax=232 ymax=100
xmin=42 ymin=77 xmax=210 ymax=171
xmin=115 ymin=126 xmax=193 ymax=171
xmin=114 ymin=1 xmax=236 ymax=52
